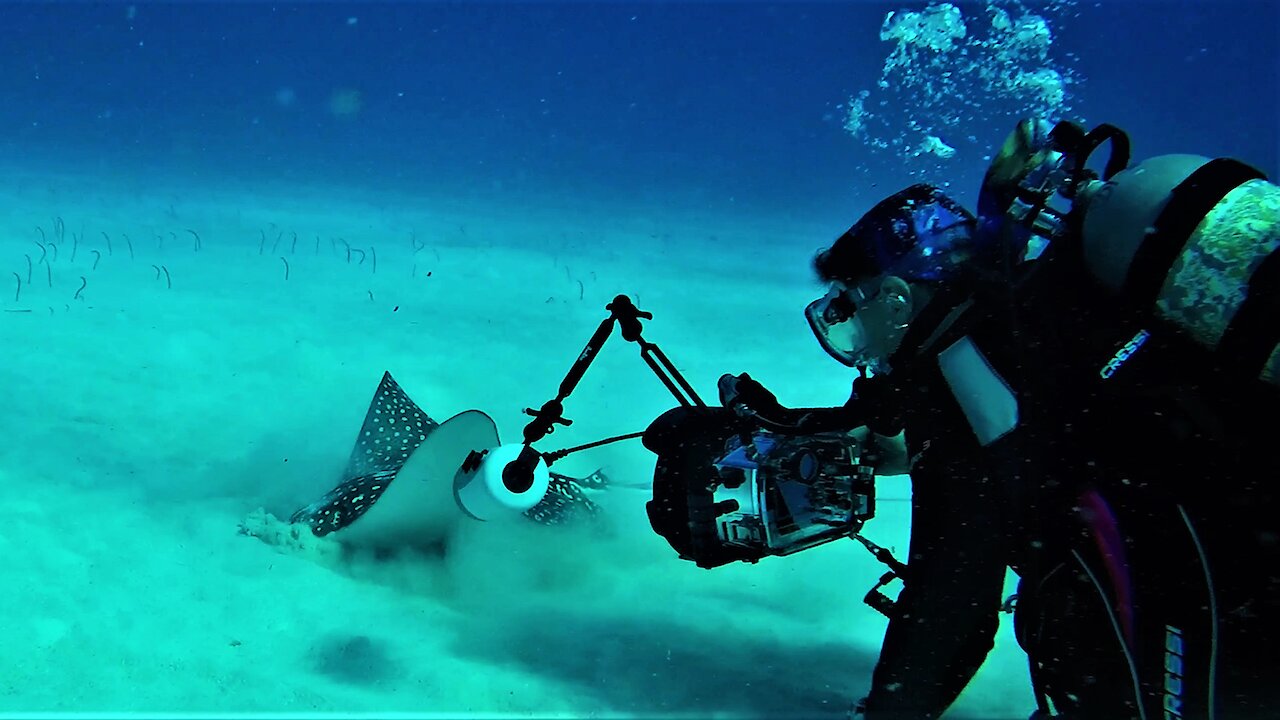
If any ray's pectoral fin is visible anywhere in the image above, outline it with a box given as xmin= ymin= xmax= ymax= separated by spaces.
xmin=523 ymin=469 xmax=611 ymax=525
xmin=289 ymin=468 xmax=399 ymax=537
xmin=283 ymin=370 xmax=614 ymax=552
xmin=289 ymin=371 xmax=442 ymax=539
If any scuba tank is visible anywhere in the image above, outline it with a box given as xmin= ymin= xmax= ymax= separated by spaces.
xmin=977 ymin=119 xmax=1280 ymax=720
xmin=977 ymin=117 xmax=1280 ymax=389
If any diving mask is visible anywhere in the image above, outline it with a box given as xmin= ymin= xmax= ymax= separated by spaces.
xmin=805 ymin=280 xmax=906 ymax=369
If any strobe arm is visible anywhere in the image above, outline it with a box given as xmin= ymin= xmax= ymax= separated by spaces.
xmin=520 ymin=295 xmax=706 ymax=448
xmin=491 ymin=295 xmax=711 ymax=507
xmin=615 ymin=295 xmax=706 ymax=411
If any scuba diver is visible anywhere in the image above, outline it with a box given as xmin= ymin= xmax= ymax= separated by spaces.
xmin=648 ymin=118 xmax=1279 ymax=719
xmin=423 ymin=115 xmax=1276 ymax=719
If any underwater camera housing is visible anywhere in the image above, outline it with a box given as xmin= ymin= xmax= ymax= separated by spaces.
xmin=643 ymin=406 xmax=876 ymax=569
xmin=499 ymin=295 xmax=880 ymax=570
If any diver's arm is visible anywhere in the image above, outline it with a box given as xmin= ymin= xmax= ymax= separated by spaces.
xmin=866 ymin=430 xmax=909 ymax=475
xmin=781 ymin=404 xmax=871 ymax=433
xmin=718 ymin=372 xmax=872 ymax=431
xmin=861 ymin=452 xmax=1007 ymax=719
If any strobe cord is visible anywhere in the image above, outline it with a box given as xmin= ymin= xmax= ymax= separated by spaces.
xmin=543 ymin=431 xmax=647 ymax=466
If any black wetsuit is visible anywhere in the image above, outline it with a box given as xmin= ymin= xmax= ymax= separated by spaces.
xmin=642 ymin=219 xmax=1279 ymax=718
xmin=856 ymin=240 xmax=1280 ymax=719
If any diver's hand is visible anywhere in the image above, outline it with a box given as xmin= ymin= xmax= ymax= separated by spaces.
xmin=851 ymin=371 xmax=905 ymax=437
xmin=718 ymin=373 xmax=786 ymax=416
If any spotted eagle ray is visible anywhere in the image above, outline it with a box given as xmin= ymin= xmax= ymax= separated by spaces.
xmin=290 ymin=372 xmax=606 ymax=547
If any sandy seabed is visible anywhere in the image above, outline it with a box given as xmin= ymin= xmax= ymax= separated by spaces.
xmin=0 ymin=171 xmax=1030 ymax=718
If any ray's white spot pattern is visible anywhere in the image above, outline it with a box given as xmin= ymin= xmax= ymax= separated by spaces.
xmin=524 ymin=472 xmax=605 ymax=525
xmin=347 ymin=372 xmax=437 ymax=480
xmin=291 ymin=372 xmax=438 ymax=536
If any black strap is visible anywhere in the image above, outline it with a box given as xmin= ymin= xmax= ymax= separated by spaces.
xmin=1087 ymin=124 xmax=1132 ymax=181
xmin=1025 ymin=638 xmax=1056 ymax=717
xmin=1217 ymin=242 xmax=1280 ymax=379
xmin=1063 ymin=122 xmax=1131 ymax=183
xmin=1014 ymin=568 xmax=1062 ymax=719
xmin=1122 ymin=158 xmax=1265 ymax=307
